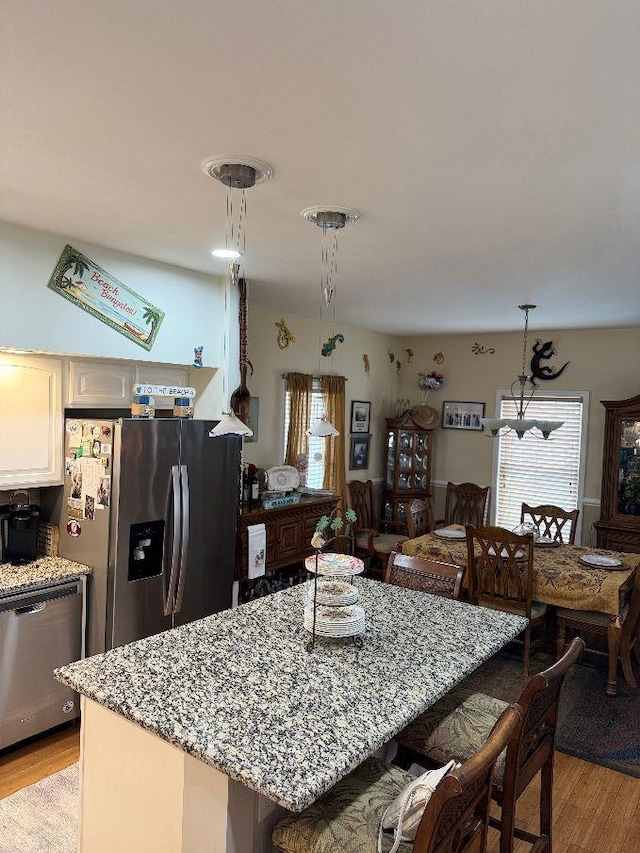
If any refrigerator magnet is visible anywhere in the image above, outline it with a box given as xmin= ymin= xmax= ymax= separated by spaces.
xmin=101 ymin=425 xmax=111 ymax=437
xmin=66 ymin=519 xmax=81 ymax=537
xmin=101 ymin=442 xmax=111 ymax=455
xmin=82 ymin=423 xmax=93 ymax=438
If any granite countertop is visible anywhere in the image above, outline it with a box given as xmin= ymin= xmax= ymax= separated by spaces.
xmin=0 ymin=555 xmax=92 ymax=597
xmin=56 ymin=578 xmax=526 ymax=812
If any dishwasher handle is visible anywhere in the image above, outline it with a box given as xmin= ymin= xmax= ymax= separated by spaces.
xmin=15 ymin=602 xmax=46 ymax=615
xmin=0 ymin=580 xmax=83 ymax=615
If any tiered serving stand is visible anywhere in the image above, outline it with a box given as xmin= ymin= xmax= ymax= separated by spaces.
xmin=303 ymin=552 xmax=365 ymax=652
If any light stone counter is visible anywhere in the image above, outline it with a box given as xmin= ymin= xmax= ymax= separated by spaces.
xmin=0 ymin=555 xmax=91 ymax=597
xmin=57 ymin=577 xmax=526 ymax=814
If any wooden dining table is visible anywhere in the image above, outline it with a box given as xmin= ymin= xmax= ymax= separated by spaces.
xmin=401 ymin=526 xmax=640 ymax=696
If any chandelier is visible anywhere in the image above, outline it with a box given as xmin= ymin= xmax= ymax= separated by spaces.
xmin=302 ymin=206 xmax=359 ymax=437
xmin=480 ymin=304 xmax=563 ymax=440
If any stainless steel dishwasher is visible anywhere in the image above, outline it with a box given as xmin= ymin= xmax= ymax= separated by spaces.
xmin=0 ymin=578 xmax=84 ymax=750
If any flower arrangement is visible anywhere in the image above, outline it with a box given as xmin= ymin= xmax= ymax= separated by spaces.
xmin=311 ymin=507 xmax=357 ymax=550
xmin=418 ymin=371 xmax=445 ymax=390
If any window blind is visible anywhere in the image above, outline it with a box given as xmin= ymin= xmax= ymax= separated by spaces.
xmin=283 ymin=379 xmax=325 ymax=489
xmin=495 ymin=396 xmax=584 ymax=533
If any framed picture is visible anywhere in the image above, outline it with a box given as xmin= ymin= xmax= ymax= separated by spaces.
xmin=350 ymin=400 xmax=371 ymax=433
xmin=442 ymin=401 xmax=485 ymax=431
xmin=349 ymin=436 xmax=370 ymax=470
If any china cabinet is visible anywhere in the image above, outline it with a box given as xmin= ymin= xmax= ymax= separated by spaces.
xmin=383 ymin=409 xmax=435 ymax=534
xmin=594 ymin=393 xmax=640 ymax=553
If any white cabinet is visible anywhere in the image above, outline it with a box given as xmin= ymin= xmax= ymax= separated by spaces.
xmin=68 ymin=360 xmax=136 ymax=408
xmin=0 ymin=355 xmax=63 ymax=488
xmin=68 ymin=360 xmax=189 ymax=408
xmin=136 ymin=364 xmax=188 ymax=388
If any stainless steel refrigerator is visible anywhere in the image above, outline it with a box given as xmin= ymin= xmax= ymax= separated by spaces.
xmin=59 ymin=418 xmax=241 ymax=656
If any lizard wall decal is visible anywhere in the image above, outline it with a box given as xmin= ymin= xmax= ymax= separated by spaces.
xmin=530 ymin=338 xmax=569 ymax=385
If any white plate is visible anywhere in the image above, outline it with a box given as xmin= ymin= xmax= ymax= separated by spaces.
xmin=534 ymin=537 xmax=561 ymax=548
xmin=305 ymin=579 xmax=359 ymax=607
xmin=488 ymin=547 xmax=525 ymax=560
xmin=579 ymin=553 xmax=623 ymax=569
xmin=305 ymin=553 xmax=365 ymax=577
xmin=266 ymin=465 xmax=300 ymax=492
xmin=434 ymin=528 xmax=466 ymax=540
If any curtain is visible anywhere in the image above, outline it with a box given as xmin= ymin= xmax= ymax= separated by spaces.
xmin=320 ymin=374 xmax=346 ymax=512
xmin=284 ymin=372 xmax=313 ymax=468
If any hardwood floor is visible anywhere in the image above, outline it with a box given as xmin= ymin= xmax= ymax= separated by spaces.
xmin=1 ymin=726 xmax=640 ymax=852
xmin=485 ymin=750 xmax=640 ymax=853
xmin=0 ymin=723 xmax=80 ymax=799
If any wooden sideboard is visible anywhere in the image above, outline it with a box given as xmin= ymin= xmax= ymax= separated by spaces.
xmin=235 ymin=495 xmax=339 ymax=581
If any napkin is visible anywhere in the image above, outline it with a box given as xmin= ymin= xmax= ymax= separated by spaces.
xmin=248 ymin=523 xmax=266 ymax=579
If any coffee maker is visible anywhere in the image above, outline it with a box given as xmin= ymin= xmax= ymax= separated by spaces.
xmin=0 ymin=490 xmax=41 ymax=564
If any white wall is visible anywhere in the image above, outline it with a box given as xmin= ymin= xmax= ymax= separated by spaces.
xmin=0 ymin=220 xmax=228 ymax=369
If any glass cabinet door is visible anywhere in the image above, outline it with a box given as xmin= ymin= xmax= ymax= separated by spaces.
xmin=618 ymin=419 xmax=640 ymax=515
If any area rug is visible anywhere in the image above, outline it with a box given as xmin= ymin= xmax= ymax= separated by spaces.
xmin=458 ymin=647 xmax=640 ymax=778
xmin=0 ymin=763 xmax=79 ymax=853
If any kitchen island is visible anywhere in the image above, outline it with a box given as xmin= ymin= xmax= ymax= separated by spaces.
xmin=56 ymin=577 xmax=527 ymax=853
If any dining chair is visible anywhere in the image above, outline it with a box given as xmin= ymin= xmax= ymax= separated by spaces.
xmin=466 ymin=524 xmax=545 ymax=677
xmin=384 ymin=551 xmax=465 ymax=600
xmin=437 ymin=482 xmax=490 ymax=528
xmin=556 ymin=565 xmax=640 ymax=694
xmin=348 ymin=479 xmax=408 ymax=577
xmin=405 ymin=497 xmax=435 ymax=539
xmin=394 ymin=637 xmax=584 ymax=853
xmin=272 ymin=704 xmax=522 ymax=853
xmin=520 ymin=502 xmax=580 ymax=544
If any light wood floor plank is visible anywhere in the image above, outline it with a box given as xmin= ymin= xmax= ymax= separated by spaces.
xmin=0 ymin=724 xmax=80 ymax=799
xmin=2 ymin=725 xmax=640 ymax=853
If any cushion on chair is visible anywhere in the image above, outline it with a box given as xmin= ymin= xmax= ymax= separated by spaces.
xmin=373 ymin=534 xmax=409 ymax=556
xmin=531 ymin=600 xmax=548 ymax=619
xmin=272 ymin=756 xmax=414 ymax=853
xmin=397 ymin=693 xmax=509 ymax=788
xmin=556 ymin=606 xmax=625 ymax=627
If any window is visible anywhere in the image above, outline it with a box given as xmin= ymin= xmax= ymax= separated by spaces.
xmin=493 ymin=392 xmax=588 ymax=541
xmin=283 ymin=379 xmax=325 ymax=489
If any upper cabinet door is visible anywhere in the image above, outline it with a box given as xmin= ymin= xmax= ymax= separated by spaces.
xmin=68 ymin=359 xmax=136 ymax=407
xmin=0 ymin=355 xmax=63 ymax=488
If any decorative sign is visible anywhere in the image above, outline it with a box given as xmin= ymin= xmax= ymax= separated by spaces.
xmin=47 ymin=244 xmax=165 ymax=350
xmin=133 ymin=384 xmax=196 ymax=398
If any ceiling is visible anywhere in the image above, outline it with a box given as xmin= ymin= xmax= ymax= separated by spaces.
xmin=2 ymin=1 xmax=639 ymax=336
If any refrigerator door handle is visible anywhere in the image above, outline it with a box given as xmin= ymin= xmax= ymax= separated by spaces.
xmin=164 ymin=464 xmax=182 ymax=617
xmin=174 ymin=465 xmax=190 ymax=614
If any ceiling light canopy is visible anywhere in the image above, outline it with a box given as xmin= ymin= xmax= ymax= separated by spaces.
xmin=202 ymin=157 xmax=273 ymax=274
xmin=302 ymin=205 xmax=360 ymax=309
xmin=480 ymin=304 xmax=564 ymax=440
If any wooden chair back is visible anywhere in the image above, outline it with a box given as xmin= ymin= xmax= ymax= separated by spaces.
xmin=520 ymin=502 xmax=580 ymax=544
xmin=495 ymin=638 xmax=585 ymax=852
xmin=384 ymin=551 xmax=465 ymax=599
xmin=347 ymin=479 xmax=376 ymax=531
xmin=466 ymin=525 xmax=534 ymax=615
xmin=467 ymin=525 xmax=536 ymax=676
xmin=413 ymin=705 xmax=522 ymax=853
xmin=406 ymin=497 xmax=435 ymax=539
xmin=444 ymin=482 xmax=490 ymax=527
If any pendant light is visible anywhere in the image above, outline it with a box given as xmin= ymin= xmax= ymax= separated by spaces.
xmin=480 ymin=305 xmax=564 ymax=440
xmin=302 ymin=206 xmax=359 ymax=437
xmin=202 ymin=157 xmax=272 ymax=433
